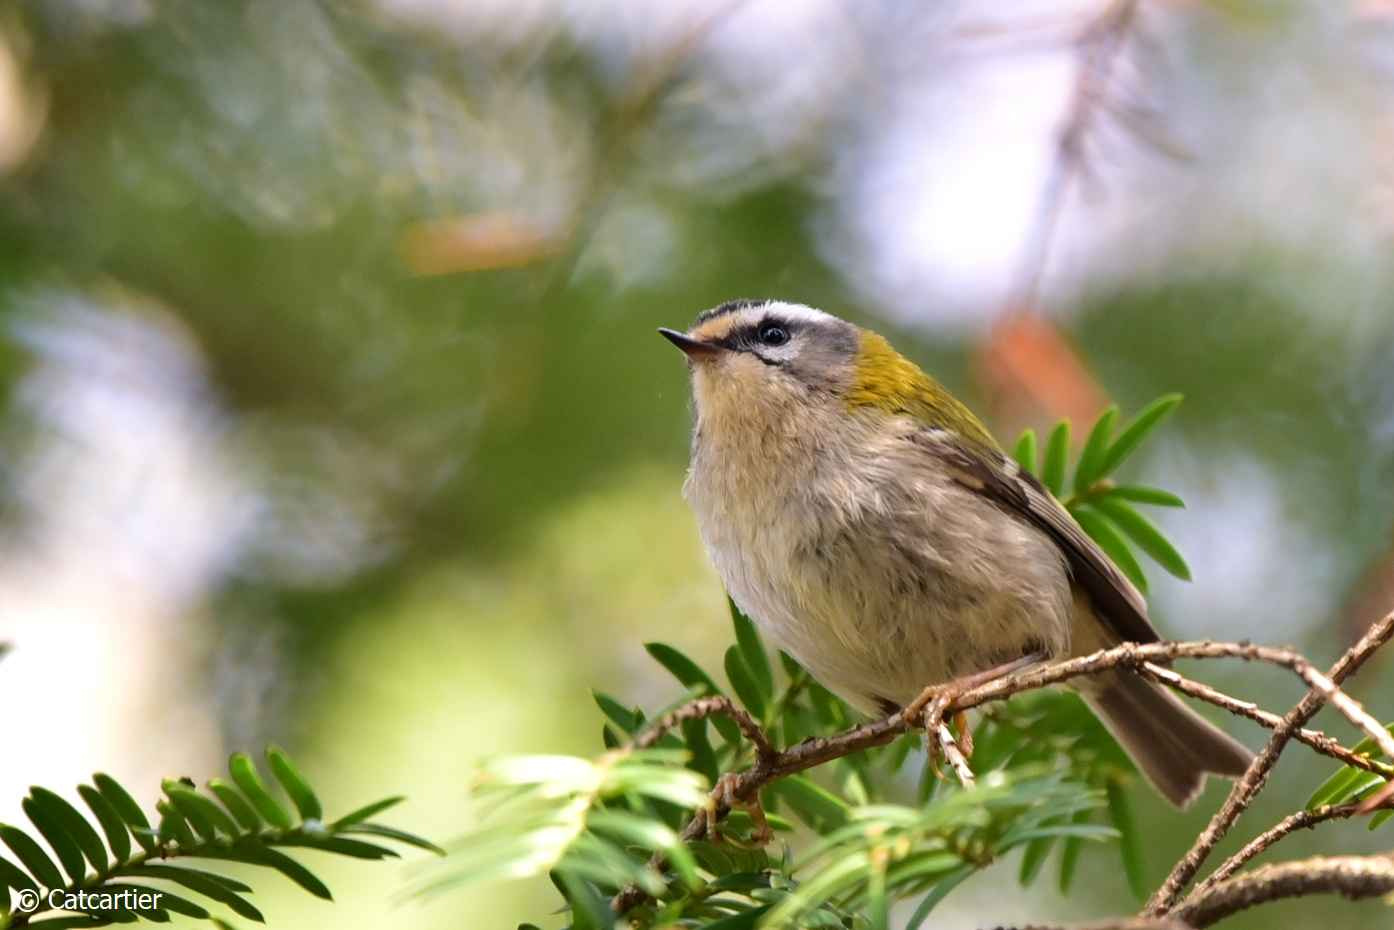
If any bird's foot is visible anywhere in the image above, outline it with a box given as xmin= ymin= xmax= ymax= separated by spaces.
xmin=920 ymin=688 xmax=975 ymax=787
xmin=953 ymin=710 xmax=973 ymax=758
xmin=706 ymin=772 xmax=772 ymax=846
xmin=905 ymin=651 xmax=1049 ymax=729
xmin=905 ymin=652 xmax=1048 ymax=788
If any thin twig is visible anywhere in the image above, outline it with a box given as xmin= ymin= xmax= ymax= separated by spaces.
xmin=1139 ymin=662 xmax=1394 ymax=779
xmin=1172 ymin=852 xmax=1394 ymax=928
xmin=936 ymin=723 xmax=976 ymax=787
xmin=1184 ymin=803 xmax=1368 ymax=902
xmin=1301 ymin=665 xmax=1394 ymax=760
xmin=1076 ymin=921 xmax=1193 ymax=930
xmin=633 ymin=695 xmax=776 ymax=762
xmin=1145 ymin=611 xmax=1394 ymax=914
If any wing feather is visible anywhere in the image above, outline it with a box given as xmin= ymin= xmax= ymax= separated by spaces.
xmin=912 ymin=428 xmax=1160 ymax=645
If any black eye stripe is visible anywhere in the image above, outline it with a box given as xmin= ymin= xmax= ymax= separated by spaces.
xmin=711 ymin=317 xmax=795 ymax=359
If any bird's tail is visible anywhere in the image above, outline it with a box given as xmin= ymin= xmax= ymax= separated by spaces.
xmin=1082 ymin=670 xmax=1254 ymax=808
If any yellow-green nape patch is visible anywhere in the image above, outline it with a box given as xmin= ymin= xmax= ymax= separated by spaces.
xmin=845 ymin=330 xmax=1000 ymax=451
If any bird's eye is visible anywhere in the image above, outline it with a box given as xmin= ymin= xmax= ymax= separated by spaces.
xmin=757 ymin=323 xmax=790 ymax=347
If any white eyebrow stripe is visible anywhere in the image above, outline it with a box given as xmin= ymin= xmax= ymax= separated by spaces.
xmin=690 ymin=300 xmax=839 ymax=340
xmin=758 ymin=302 xmax=835 ymax=326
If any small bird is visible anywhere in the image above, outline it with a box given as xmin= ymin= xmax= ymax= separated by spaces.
xmin=660 ymin=299 xmax=1253 ymax=807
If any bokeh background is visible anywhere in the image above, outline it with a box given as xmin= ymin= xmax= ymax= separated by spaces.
xmin=3 ymin=0 xmax=1394 ymax=927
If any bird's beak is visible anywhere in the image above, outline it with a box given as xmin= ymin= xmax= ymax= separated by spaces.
xmin=658 ymin=328 xmax=722 ymax=360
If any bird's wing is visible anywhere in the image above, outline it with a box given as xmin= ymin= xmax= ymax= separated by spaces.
xmin=911 ymin=427 xmax=1160 ymax=645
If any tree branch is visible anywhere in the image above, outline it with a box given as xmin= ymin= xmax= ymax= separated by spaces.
xmin=1183 ymin=803 xmax=1368 ymax=902
xmin=935 ymin=720 xmax=976 ymax=787
xmin=1145 ymin=611 xmax=1394 ymax=914
xmin=989 ymin=919 xmax=1190 ymax=930
xmin=1139 ymin=661 xmax=1394 ymax=779
xmin=634 ymin=694 xmax=776 ymax=762
xmin=999 ymin=848 xmax=1394 ymax=930
xmin=1172 ymin=853 xmax=1394 ymax=928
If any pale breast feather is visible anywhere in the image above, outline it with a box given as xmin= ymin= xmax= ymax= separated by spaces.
xmin=910 ymin=428 xmax=1160 ymax=646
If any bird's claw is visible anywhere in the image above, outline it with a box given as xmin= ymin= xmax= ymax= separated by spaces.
xmin=907 ymin=654 xmax=1049 ymax=782
xmin=906 ymin=682 xmax=977 ymax=786
xmin=707 ymin=772 xmax=772 ymax=846
xmin=953 ymin=710 xmax=973 ymax=758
